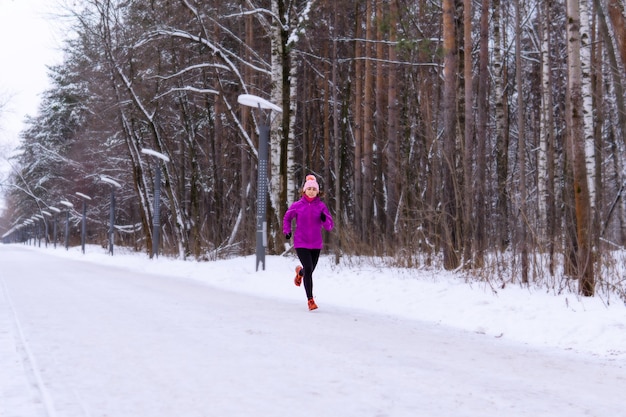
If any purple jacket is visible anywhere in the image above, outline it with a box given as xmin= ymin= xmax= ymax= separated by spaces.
xmin=283 ymin=196 xmax=334 ymax=249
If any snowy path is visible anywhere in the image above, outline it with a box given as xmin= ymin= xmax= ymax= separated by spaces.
xmin=0 ymin=245 xmax=624 ymax=417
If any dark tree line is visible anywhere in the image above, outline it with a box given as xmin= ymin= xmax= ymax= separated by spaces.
xmin=2 ymin=0 xmax=626 ymax=298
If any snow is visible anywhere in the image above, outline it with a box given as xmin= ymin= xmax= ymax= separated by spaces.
xmin=1 ymin=243 xmax=625 ymax=417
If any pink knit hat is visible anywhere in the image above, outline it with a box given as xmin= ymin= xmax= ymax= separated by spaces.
xmin=303 ymin=174 xmax=319 ymax=191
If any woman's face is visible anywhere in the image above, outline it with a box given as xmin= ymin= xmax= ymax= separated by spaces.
xmin=304 ymin=187 xmax=319 ymax=198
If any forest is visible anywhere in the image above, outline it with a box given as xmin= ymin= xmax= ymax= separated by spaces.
xmin=1 ymin=0 xmax=626 ymax=300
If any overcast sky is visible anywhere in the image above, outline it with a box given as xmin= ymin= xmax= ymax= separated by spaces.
xmin=0 ymin=0 xmax=67 ymax=207
xmin=0 ymin=0 xmax=65 ymax=150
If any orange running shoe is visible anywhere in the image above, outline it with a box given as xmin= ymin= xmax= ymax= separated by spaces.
xmin=308 ymin=298 xmax=318 ymax=310
xmin=294 ymin=266 xmax=303 ymax=286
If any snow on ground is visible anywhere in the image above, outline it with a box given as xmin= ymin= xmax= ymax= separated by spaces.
xmin=27 ymin=242 xmax=624 ymax=358
xmin=1 ymin=243 xmax=625 ymax=417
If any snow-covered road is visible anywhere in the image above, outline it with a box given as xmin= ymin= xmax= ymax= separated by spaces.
xmin=1 ymin=245 xmax=624 ymax=417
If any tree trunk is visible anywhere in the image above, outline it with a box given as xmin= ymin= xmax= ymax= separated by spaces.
xmin=492 ymin=0 xmax=510 ymax=251
xmin=353 ymin=1 xmax=364 ymax=240
xmin=567 ymin=0 xmax=595 ymax=296
xmin=332 ymin=2 xmax=342 ymax=261
xmin=515 ymin=0 xmax=529 ymax=284
xmin=270 ymin=0 xmax=290 ymax=252
xmin=462 ymin=0 xmax=474 ymax=268
xmin=362 ymin=0 xmax=375 ymax=245
xmin=442 ymin=0 xmax=461 ymax=270
xmin=375 ymin=0 xmax=386 ymax=246
xmin=595 ymin=0 xmax=626 ymax=246
xmin=473 ymin=0 xmax=489 ymax=269
xmin=539 ymin=0 xmax=557 ymax=275
xmin=386 ymin=0 xmax=400 ymax=243
xmin=607 ymin=0 xmax=626 ymax=70
xmin=580 ymin=0 xmax=596 ymax=210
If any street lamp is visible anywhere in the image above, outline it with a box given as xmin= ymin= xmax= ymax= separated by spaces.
xmin=237 ymin=94 xmax=283 ymax=271
xmin=141 ymin=148 xmax=170 ymax=259
xmin=42 ymin=211 xmax=52 ymax=247
xmin=33 ymin=215 xmax=44 ymax=247
xmin=60 ymin=200 xmax=74 ymax=250
xmin=100 ymin=175 xmax=122 ymax=255
xmin=24 ymin=219 xmax=35 ymax=245
xmin=75 ymin=192 xmax=91 ymax=254
xmin=49 ymin=207 xmax=61 ymax=248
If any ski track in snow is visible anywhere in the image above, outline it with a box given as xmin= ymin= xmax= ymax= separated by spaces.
xmin=1 ymin=277 xmax=50 ymax=417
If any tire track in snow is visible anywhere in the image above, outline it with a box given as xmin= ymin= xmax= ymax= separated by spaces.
xmin=0 ymin=277 xmax=58 ymax=417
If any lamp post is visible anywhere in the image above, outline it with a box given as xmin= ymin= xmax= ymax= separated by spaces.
xmin=42 ymin=211 xmax=52 ymax=247
xmin=60 ymin=200 xmax=74 ymax=250
xmin=30 ymin=216 xmax=37 ymax=246
xmin=33 ymin=215 xmax=44 ymax=247
xmin=237 ymin=94 xmax=283 ymax=271
xmin=49 ymin=207 xmax=61 ymax=248
xmin=20 ymin=222 xmax=28 ymax=243
xmin=75 ymin=192 xmax=91 ymax=254
xmin=141 ymin=148 xmax=170 ymax=259
xmin=100 ymin=176 xmax=122 ymax=255
xmin=24 ymin=219 xmax=34 ymax=245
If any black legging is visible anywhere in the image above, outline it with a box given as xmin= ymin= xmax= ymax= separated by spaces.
xmin=295 ymin=248 xmax=321 ymax=299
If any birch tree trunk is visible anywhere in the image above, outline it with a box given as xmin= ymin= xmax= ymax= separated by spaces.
xmin=539 ymin=0 xmax=557 ymax=274
xmin=580 ymin=0 xmax=596 ymax=209
xmin=492 ymin=0 xmax=510 ymax=251
xmin=270 ymin=0 xmax=314 ymax=247
xmin=270 ymin=0 xmax=288 ymax=222
xmin=590 ymin=5 xmax=604 ymax=249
